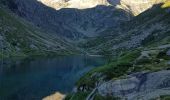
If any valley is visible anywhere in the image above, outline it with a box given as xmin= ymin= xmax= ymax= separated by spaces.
xmin=0 ymin=0 xmax=170 ymax=100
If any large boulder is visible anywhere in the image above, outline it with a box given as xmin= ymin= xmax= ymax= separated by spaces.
xmin=98 ymin=70 xmax=170 ymax=100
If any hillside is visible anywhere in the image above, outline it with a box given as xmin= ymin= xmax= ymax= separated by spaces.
xmin=66 ymin=2 xmax=170 ymax=100
xmin=1 ymin=0 xmax=170 ymax=100
xmin=2 ymin=0 xmax=164 ymax=41
xmin=0 ymin=6 xmax=77 ymax=58
xmin=81 ymin=2 xmax=170 ymax=55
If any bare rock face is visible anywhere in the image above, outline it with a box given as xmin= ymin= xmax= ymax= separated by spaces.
xmin=167 ymin=49 xmax=170 ymax=56
xmin=116 ymin=0 xmax=166 ymax=16
xmin=38 ymin=0 xmax=165 ymax=15
xmin=98 ymin=70 xmax=170 ymax=100
xmin=3 ymin=0 xmax=166 ymax=40
xmin=5 ymin=0 xmax=129 ymax=40
xmin=39 ymin=0 xmax=110 ymax=10
xmin=42 ymin=92 xmax=65 ymax=100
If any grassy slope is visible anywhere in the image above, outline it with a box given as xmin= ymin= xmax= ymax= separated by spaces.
xmin=80 ymin=3 xmax=170 ymax=55
xmin=0 ymin=7 xmax=78 ymax=58
xmin=69 ymin=3 xmax=170 ymax=100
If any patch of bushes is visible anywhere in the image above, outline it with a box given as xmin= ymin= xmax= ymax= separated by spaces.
xmin=160 ymin=95 xmax=170 ymax=100
xmin=76 ymin=50 xmax=140 ymax=89
xmin=161 ymin=1 xmax=170 ymax=8
xmin=65 ymin=92 xmax=90 ymax=100
xmin=94 ymin=94 xmax=120 ymax=100
xmin=136 ymin=57 xmax=153 ymax=65
xmin=157 ymin=49 xmax=170 ymax=60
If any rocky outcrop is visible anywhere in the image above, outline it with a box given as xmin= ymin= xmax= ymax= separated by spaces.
xmin=39 ymin=0 xmax=110 ymax=10
xmin=39 ymin=0 xmax=166 ymax=15
xmin=115 ymin=0 xmax=166 ymax=16
xmin=98 ymin=70 xmax=170 ymax=100
xmin=42 ymin=92 xmax=65 ymax=100
xmin=167 ymin=49 xmax=170 ymax=56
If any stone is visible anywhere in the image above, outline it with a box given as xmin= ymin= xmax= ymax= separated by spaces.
xmin=42 ymin=92 xmax=66 ymax=100
xmin=166 ymin=49 xmax=170 ymax=56
xmin=98 ymin=70 xmax=170 ymax=100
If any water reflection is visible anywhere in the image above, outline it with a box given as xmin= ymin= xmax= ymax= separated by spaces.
xmin=0 ymin=55 xmax=105 ymax=100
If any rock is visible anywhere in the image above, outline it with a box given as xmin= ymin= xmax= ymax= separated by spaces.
xmin=98 ymin=70 xmax=170 ymax=100
xmin=42 ymin=92 xmax=66 ymax=100
xmin=166 ymin=49 xmax=170 ymax=56
xmin=30 ymin=44 xmax=38 ymax=49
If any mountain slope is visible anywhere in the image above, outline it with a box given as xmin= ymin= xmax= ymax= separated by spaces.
xmin=68 ymin=3 xmax=170 ymax=100
xmin=1 ymin=0 xmax=131 ymax=40
xmin=82 ymin=3 xmax=170 ymax=55
xmin=39 ymin=0 xmax=165 ymax=16
xmin=0 ymin=7 xmax=77 ymax=58
xmin=3 ymin=0 xmax=164 ymax=41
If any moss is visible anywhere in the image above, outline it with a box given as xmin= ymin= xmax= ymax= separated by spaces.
xmin=65 ymin=92 xmax=90 ymax=100
xmin=94 ymin=94 xmax=120 ymax=100
xmin=162 ymin=1 xmax=170 ymax=8
xmin=157 ymin=49 xmax=170 ymax=60
xmin=0 ymin=7 xmax=76 ymax=58
xmin=160 ymin=95 xmax=170 ymax=100
xmin=76 ymin=50 xmax=140 ymax=88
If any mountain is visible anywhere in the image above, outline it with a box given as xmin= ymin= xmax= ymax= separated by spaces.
xmin=113 ymin=0 xmax=166 ymax=15
xmin=2 ymin=0 xmax=130 ymax=40
xmin=67 ymin=2 xmax=170 ymax=100
xmin=0 ymin=5 xmax=77 ymax=58
xmin=1 ymin=0 xmax=170 ymax=99
xmin=81 ymin=1 xmax=170 ymax=55
xmin=39 ymin=0 xmax=165 ymax=16
xmin=2 ymin=0 xmax=165 ymax=41
xmin=39 ymin=0 xmax=110 ymax=10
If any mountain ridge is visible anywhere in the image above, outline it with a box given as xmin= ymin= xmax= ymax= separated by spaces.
xmin=2 ymin=0 xmax=165 ymax=41
xmin=0 ymin=6 xmax=77 ymax=58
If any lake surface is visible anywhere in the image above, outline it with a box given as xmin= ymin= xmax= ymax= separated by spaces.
xmin=0 ymin=55 xmax=106 ymax=100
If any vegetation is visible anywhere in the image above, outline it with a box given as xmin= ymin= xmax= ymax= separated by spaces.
xmin=65 ymin=92 xmax=90 ymax=100
xmin=76 ymin=50 xmax=141 ymax=89
xmin=0 ymin=7 xmax=76 ymax=59
xmin=162 ymin=1 xmax=170 ymax=8
xmin=75 ymin=45 xmax=170 ymax=99
xmin=94 ymin=94 xmax=120 ymax=100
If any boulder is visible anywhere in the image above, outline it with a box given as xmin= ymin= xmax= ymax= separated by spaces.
xmin=98 ymin=70 xmax=170 ymax=100
xmin=166 ymin=49 xmax=170 ymax=56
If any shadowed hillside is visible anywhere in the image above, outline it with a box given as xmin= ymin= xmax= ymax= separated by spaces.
xmin=1 ymin=0 xmax=131 ymax=40
xmin=0 ymin=5 xmax=77 ymax=58
xmin=81 ymin=3 xmax=170 ymax=55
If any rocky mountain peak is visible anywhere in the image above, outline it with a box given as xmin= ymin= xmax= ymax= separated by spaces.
xmin=117 ymin=0 xmax=166 ymax=15
xmin=38 ymin=0 xmax=110 ymax=10
xmin=38 ymin=0 xmax=166 ymax=15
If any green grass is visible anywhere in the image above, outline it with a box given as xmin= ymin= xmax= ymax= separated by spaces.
xmin=162 ymin=1 xmax=170 ymax=8
xmin=0 ymin=7 xmax=76 ymax=59
xmin=65 ymin=92 xmax=90 ymax=100
xmin=76 ymin=50 xmax=141 ymax=89
xmin=76 ymin=46 xmax=170 ymax=90
xmin=160 ymin=95 xmax=170 ymax=100
xmin=151 ymin=95 xmax=170 ymax=100
xmin=94 ymin=94 xmax=120 ymax=100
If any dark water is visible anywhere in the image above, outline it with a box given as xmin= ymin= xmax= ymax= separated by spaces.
xmin=0 ymin=55 xmax=106 ymax=100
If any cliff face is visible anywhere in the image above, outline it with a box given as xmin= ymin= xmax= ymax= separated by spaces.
xmin=39 ymin=0 xmax=110 ymax=10
xmin=2 ymin=0 xmax=166 ymax=40
xmin=3 ymin=0 xmax=129 ymax=40
xmin=39 ymin=0 xmax=165 ymax=15
xmin=2 ymin=0 xmax=163 ymax=41
xmin=115 ymin=0 xmax=166 ymax=15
